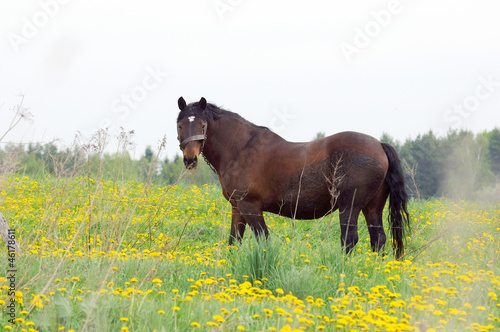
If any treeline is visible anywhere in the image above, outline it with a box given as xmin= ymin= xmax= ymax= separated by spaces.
xmin=0 ymin=142 xmax=218 ymax=186
xmin=381 ymin=128 xmax=500 ymax=202
xmin=1 ymin=128 xmax=499 ymax=202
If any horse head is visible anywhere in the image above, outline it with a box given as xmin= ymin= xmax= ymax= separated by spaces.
xmin=176 ymin=97 xmax=208 ymax=170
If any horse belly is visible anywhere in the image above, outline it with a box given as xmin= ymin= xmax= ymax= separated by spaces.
xmin=265 ymin=181 xmax=335 ymax=220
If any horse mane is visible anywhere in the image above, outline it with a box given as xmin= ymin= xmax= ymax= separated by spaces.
xmin=177 ymin=101 xmax=270 ymax=131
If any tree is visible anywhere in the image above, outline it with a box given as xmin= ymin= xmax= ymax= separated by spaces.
xmin=380 ymin=132 xmax=400 ymax=150
xmin=399 ymin=131 xmax=443 ymax=198
xmin=439 ymin=131 xmax=492 ymax=200
xmin=489 ymin=127 xmax=500 ymax=176
xmin=144 ymin=146 xmax=153 ymax=162
xmin=313 ymin=132 xmax=325 ymax=140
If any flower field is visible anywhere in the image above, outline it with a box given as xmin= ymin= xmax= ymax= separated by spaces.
xmin=0 ymin=176 xmax=499 ymax=331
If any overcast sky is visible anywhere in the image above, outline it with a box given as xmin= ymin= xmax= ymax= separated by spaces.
xmin=1 ymin=0 xmax=499 ymax=159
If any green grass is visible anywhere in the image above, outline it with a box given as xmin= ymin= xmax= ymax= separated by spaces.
xmin=0 ymin=176 xmax=499 ymax=331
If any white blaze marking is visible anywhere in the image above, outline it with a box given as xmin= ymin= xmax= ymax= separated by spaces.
xmin=188 ymin=116 xmax=195 ymax=122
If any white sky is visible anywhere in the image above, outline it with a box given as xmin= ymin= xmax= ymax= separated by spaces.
xmin=1 ymin=0 xmax=499 ymax=159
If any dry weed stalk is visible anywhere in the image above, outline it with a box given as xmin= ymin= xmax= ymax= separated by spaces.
xmin=0 ymin=211 xmax=21 ymax=254
xmin=0 ymin=94 xmax=34 ymax=176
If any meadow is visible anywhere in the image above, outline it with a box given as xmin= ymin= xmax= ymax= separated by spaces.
xmin=0 ymin=175 xmax=499 ymax=331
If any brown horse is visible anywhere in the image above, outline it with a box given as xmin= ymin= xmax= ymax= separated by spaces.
xmin=176 ymin=97 xmax=410 ymax=258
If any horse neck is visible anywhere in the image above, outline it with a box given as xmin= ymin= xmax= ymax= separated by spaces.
xmin=202 ymin=117 xmax=254 ymax=172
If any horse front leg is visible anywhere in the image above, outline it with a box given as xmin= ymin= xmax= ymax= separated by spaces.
xmin=237 ymin=200 xmax=269 ymax=241
xmin=229 ymin=205 xmax=247 ymax=245
xmin=238 ymin=201 xmax=269 ymax=240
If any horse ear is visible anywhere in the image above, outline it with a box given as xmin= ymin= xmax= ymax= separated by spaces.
xmin=199 ymin=97 xmax=207 ymax=111
xmin=178 ymin=97 xmax=186 ymax=111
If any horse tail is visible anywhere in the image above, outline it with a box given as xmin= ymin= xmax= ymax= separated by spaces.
xmin=381 ymin=143 xmax=410 ymax=259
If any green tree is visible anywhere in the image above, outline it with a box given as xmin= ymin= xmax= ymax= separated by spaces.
xmin=399 ymin=131 xmax=443 ymax=198
xmin=144 ymin=146 xmax=153 ymax=162
xmin=488 ymin=127 xmax=500 ymax=176
xmin=313 ymin=132 xmax=325 ymax=140
xmin=439 ymin=130 xmax=493 ymax=200
xmin=380 ymin=132 xmax=400 ymax=150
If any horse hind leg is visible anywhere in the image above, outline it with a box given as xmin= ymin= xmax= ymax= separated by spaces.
xmin=362 ymin=186 xmax=388 ymax=254
xmin=339 ymin=205 xmax=361 ymax=255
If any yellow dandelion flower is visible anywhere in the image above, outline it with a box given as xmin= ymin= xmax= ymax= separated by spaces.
xmin=172 ymin=306 xmax=180 ymax=311
xmin=120 ymin=317 xmax=129 ymax=322
xmin=276 ymin=288 xmax=284 ymax=295
xmin=190 ymin=322 xmax=201 ymax=328
xmin=129 ymin=278 xmax=138 ymax=283
xmin=237 ymin=325 xmax=246 ymax=331
xmin=157 ymin=310 xmax=165 ymax=314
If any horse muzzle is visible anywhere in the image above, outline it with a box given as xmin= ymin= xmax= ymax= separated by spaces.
xmin=184 ymin=154 xmax=198 ymax=170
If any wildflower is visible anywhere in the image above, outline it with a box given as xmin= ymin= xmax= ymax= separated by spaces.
xmin=276 ymin=288 xmax=284 ymax=295
xmin=172 ymin=306 xmax=180 ymax=311
xmin=237 ymin=326 xmax=246 ymax=331
xmin=190 ymin=322 xmax=201 ymax=328
xmin=158 ymin=310 xmax=165 ymax=314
